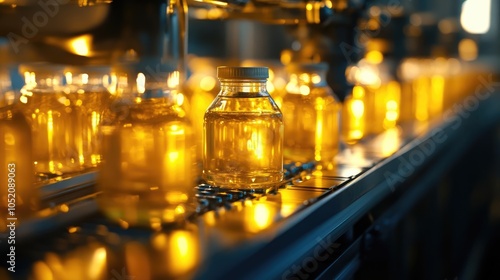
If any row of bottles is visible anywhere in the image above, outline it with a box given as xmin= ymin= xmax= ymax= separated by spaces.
xmin=1 ymin=60 xmax=341 ymax=228
xmin=1 ymin=46 xmax=486 ymax=229
xmin=0 ymin=68 xmax=36 ymax=232
xmin=97 ymin=63 xmax=194 ymax=226
xmin=19 ymin=64 xmax=110 ymax=176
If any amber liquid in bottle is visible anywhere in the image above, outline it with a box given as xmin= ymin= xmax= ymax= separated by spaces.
xmin=282 ymin=89 xmax=340 ymax=164
xmin=22 ymin=91 xmax=83 ymax=175
xmin=203 ymin=95 xmax=283 ymax=190
xmin=98 ymin=98 xmax=194 ymax=226
xmin=341 ymin=85 xmax=366 ymax=144
xmin=0 ymin=106 xmax=36 ymax=231
xmin=69 ymin=90 xmax=110 ymax=168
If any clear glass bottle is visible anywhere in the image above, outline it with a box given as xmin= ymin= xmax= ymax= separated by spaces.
xmin=19 ymin=63 xmax=83 ymax=176
xmin=64 ymin=66 xmax=111 ymax=169
xmin=203 ymin=66 xmax=283 ymax=192
xmin=0 ymin=68 xmax=37 ymax=231
xmin=97 ymin=64 xmax=195 ymax=227
xmin=281 ymin=62 xmax=341 ymax=166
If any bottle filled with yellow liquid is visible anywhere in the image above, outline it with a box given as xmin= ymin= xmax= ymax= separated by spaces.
xmin=19 ymin=64 xmax=83 ymax=176
xmin=341 ymin=85 xmax=366 ymax=144
xmin=98 ymin=64 xmax=195 ymax=227
xmin=203 ymin=66 xmax=283 ymax=192
xmin=281 ymin=62 xmax=340 ymax=166
xmin=0 ymin=68 xmax=37 ymax=231
xmin=65 ymin=66 xmax=111 ymax=169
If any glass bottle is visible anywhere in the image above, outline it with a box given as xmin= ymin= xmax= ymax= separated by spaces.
xmin=0 ymin=68 xmax=37 ymax=231
xmin=19 ymin=63 xmax=83 ymax=177
xmin=203 ymin=66 xmax=283 ymax=192
xmin=97 ymin=64 xmax=195 ymax=227
xmin=64 ymin=66 xmax=111 ymax=170
xmin=281 ymin=62 xmax=341 ymax=166
xmin=341 ymin=84 xmax=367 ymax=145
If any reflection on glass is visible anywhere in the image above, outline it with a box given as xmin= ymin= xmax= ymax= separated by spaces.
xmin=151 ymin=229 xmax=200 ymax=278
xmin=282 ymin=63 xmax=341 ymax=165
xmin=0 ymin=69 xmax=37 ymax=231
xmin=64 ymin=67 xmax=111 ymax=169
xmin=98 ymin=69 xmax=195 ymax=228
xmin=31 ymin=244 xmax=107 ymax=280
xmin=342 ymin=85 xmax=366 ymax=144
xmin=242 ymin=200 xmax=279 ymax=233
xmin=19 ymin=64 xmax=83 ymax=175
xmin=346 ymin=56 xmax=401 ymax=136
xmin=376 ymin=127 xmax=401 ymax=157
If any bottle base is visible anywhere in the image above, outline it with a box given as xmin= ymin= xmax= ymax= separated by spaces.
xmin=203 ymin=172 xmax=283 ymax=192
xmin=97 ymin=192 xmax=192 ymax=229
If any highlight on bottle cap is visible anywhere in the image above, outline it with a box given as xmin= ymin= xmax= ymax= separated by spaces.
xmin=217 ymin=66 xmax=269 ymax=79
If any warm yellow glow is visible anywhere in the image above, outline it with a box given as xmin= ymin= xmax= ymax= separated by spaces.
xmin=299 ymin=73 xmax=311 ymax=83
xmin=68 ymin=226 xmax=79 ymax=233
xmin=65 ymin=72 xmax=73 ymax=85
xmin=193 ymin=0 xmax=228 ymax=7
xmin=461 ymin=0 xmax=491 ymax=34
xmin=413 ymin=77 xmax=429 ymax=121
xmin=81 ymin=73 xmax=89 ymax=85
xmin=342 ymin=86 xmax=366 ymax=144
xmin=400 ymin=58 xmax=421 ymax=81
xmin=299 ymin=85 xmax=310 ymax=95
xmin=200 ymin=76 xmax=216 ymax=92
xmin=383 ymin=81 xmax=400 ymax=129
xmin=88 ymin=247 xmax=107 ymax=279
xmin=314 ymin=103 xmax=323 ymax=161
xmin=355 ymin=64 xmax=381 ymax=87
xmin=168 ymin=231 xmax=198 ymax=275
xmin=379 ymin=127 xmax=400 ymax=157
xmin=253 ymin=203 xmax=272 ymax=230
xmin=176 ymin=92 xmax=185 ymax=107
xmin=365 ymin=50 xmax=384 ymax=64
xmin=429 ymin=75 xmax=445 ymax=117
xmin=351 ymin=86 xmax=365 ymax=120
xmin=267 ymin=81 xmax=275 ymax=94
xmin=108 ymin=74 xmax=118 ymax=95
xmin=23 ymin=71 xmax=36 ymax=87
xmin=459 ymin=38 xmax=479 ymax=61
xmin=68 ymin=35 xmax=92 ymax=56
xmin=281 ymin=49 xmax=293 ymax=65
xmin=164 ymin=192 xmax=188 ymax=204
xmin=311 ymin=74 xmax=321 ymax=84
xmin=168 ymin=71 xmax=180 ymax=89
xmin=136 ymin=73 xmax=146 ymax=94
xmin=32 ymin=261 xmax=54 ymax=280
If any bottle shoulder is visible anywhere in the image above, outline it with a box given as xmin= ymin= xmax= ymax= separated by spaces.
xmin=206 ymin=94 xmax=282 ymax=114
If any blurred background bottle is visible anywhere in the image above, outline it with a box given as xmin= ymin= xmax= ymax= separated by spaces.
xmin=64 ymin=66 xmax=112 ymax=170
xmin=19 ymin=63 xmax=83 ymax=177
xmin=97 ymin=63 xmax=195 ymax=228
xmin=281 ymin=62 xmax=340 ymax=167
xmin=0 ymin=67 xmax=37 ymax=231
xmin=341 ymin=84 xmax=367 ymax=145
xmin=203 ymin=66 xmax=283 ymax=192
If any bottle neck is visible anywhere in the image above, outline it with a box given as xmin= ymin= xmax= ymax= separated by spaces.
xmin=23 ymin=72 xmax=64 ymax=90
xmin=286 ymin=71 xmax=327 ymax=95
xmin=114 ymin=71 xmax=177 ymax=102
xmin=218 ymin=79 xmax=268 ymax=96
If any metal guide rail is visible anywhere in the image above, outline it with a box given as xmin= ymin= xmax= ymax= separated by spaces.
xmin=1 ymin=90 xmax=499 ymax=279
